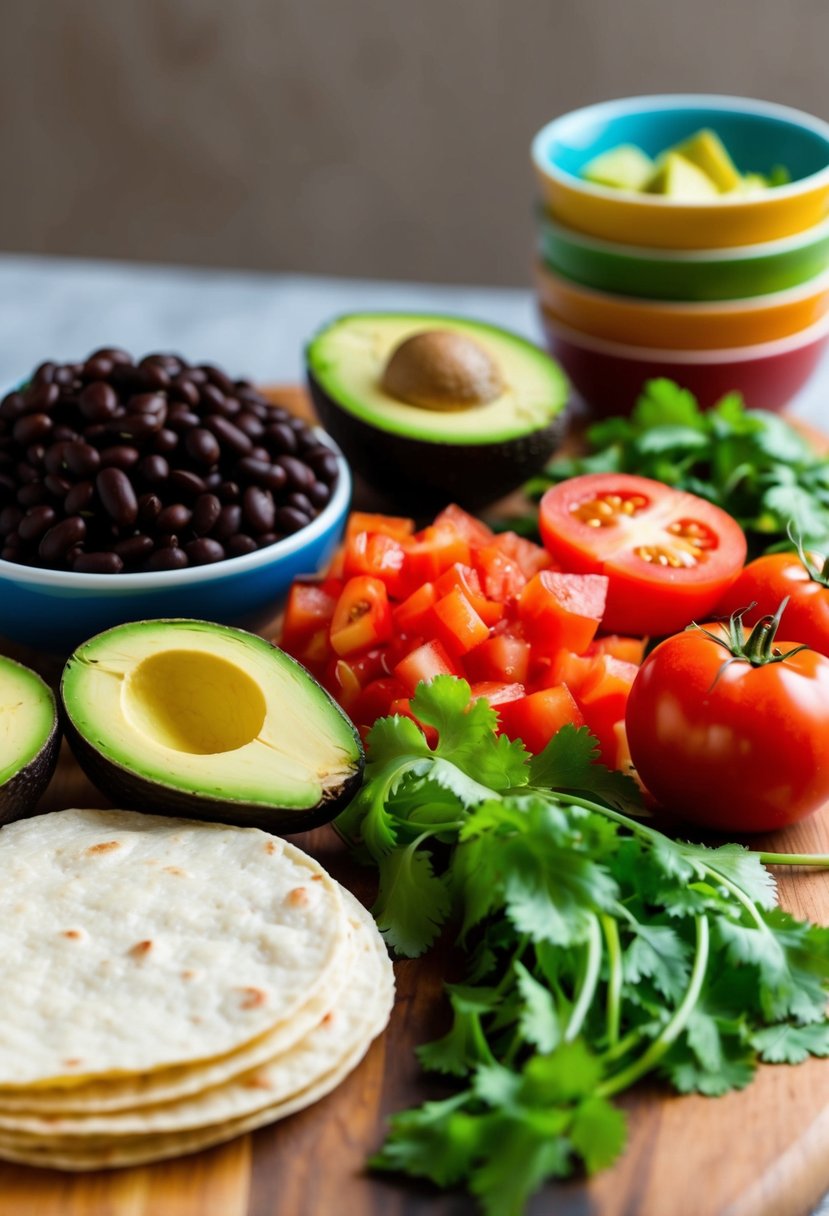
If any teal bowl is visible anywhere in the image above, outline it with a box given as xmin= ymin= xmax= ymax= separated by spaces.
xmin=0 ymin=435 xmax=351 ymax=653
xmin=539 ymin=213 xmax=829 ymax=301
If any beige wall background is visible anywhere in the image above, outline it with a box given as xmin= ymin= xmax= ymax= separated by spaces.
xmin=1 ymin=0 xmax=827 ymax=286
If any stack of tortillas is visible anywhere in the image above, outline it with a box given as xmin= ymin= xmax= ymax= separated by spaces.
xmin=0 ymin=807 xmax=394 ymax=1170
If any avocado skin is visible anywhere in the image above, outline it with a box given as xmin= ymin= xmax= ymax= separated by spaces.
xmin=62 ymin=713 xmax=365 ymax=834
xmin=0 ymin=714 xmax=60 ymax=827
xmin=309 ymin=371 xmax=567 ymax=511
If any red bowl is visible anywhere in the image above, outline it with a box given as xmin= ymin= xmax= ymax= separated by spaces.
xmin=540 ymin=310 xmax=829 ymax=416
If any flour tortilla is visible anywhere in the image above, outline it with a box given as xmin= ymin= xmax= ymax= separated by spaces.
xmin=0 ymin=893 xmax=394 ymax=1170
xmin=0 ymin=809 xmax=348 ymax=1084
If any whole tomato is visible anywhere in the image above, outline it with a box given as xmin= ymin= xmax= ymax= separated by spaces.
xmin=716 ymin=550 xmax=829 ymax=657
xmin=626 ymin=607 xmax=829 ymax=833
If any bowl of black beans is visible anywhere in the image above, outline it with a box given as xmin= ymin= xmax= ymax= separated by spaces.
xmin=0 ymin=349 xmax=350 ymax=650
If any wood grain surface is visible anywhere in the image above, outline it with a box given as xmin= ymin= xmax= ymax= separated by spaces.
xmin=0 ymin=388 xmax=828 ymax=1216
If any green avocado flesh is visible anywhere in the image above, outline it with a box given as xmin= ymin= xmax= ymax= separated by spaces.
xmin=306 ymin=313 xmax=569 ymax=445
xmin=60 ymin=620 xmax=364 ymax=830
xmin=0 ymin=655 xmax=59 ymax=823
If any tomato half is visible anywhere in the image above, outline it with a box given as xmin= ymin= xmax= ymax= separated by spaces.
xmin=539 ymin=473 xmax=747 ymax=637
xmin=715 ymin=551 xmax=829 ymax=657
xmin=626 ymin=622 xmax=829 ymax=832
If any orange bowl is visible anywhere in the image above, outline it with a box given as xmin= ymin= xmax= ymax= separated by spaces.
xmin=536 ymin=263 xmax=829 ymax=350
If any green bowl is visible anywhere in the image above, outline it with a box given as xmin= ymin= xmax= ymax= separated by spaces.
xmin=538 ymin=213 xmax=829 ymax=301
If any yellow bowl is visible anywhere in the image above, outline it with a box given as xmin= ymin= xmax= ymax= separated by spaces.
xmin=531 ymin=96 xmax=829 ymax=249
xmin=535 ymin=263 xmax=829 ymax=350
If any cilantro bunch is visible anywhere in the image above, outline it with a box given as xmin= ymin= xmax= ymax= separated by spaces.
xmin=515 ymin=379 xmax=829 ymax=555
xmin=338 ymin=677 xmax=829 ymax=1216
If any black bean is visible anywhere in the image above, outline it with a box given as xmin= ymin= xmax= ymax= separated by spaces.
xmin=191 ymin=493 xmax=221 ymax=536
xmin=154 ymin=428 xmax=179 ymax=455
xmin=44 ymin=443 xmax=69 ymax=475
xmin=199 ymin=384 xmax=227 ymax=413
xmin=204 ymin=414 xmax=253 ymax=455
xmin=185 ymin=537 xmax=225 ymax=565
xmin=137 ymin=493 xmax=162 ymax=526
xmin=217 ymin=480 xmax=240 ymax=503
xmin=311 ymin=450 xmax=340 ymax=483
xmin=25 ymin=444 xmax=46 ymax=468
xmin=39 ymin=515 xmax=86 ymax=563
xmin=256 ymin=531 xmax=279 ymax=549
xmin=13 ymin=413 xmax=52 ymax=445
xmin=64 ymin=481 xmax=95 ymax=514
xmin=52 ymin=425 xmax=81 ymax=444
xmin=44 ymin=474 xmax=72 ymax=498
xmin=183 ymin=367 xmax=208 ymax=386
xmin=236 ymin=411 xmax=265 ymax=440
xmin=82 ymin=355 xmax=115 ymax=381
xmin=286 ymin=491 xmax=314 ymax=515
xmin=168 ymin=377 xmax=200 ymax=408
xmin=266 ymin=422 xmax=298 ymax=455
xmin=96 ymin=467 xmax=138 ymax=528
xmin=0 ymin=392 xmax=26 ymax=421
xmin=276 ymin=455 xmax=315 ymax=491
xmin=18 ymin=506 xmax=56 ymax=543
xmin=33 ymin=360 xmax=57 ymax=384
xmin=275 ymin=506 xmax=311 ymax=534
xmin=243 ymin=485 xmax=275 ymax=534
xmin=89 ymin=346 xmax=133 ymax=366
xmin=130 ymin=392 xmax=167 ymax=416
xmin=100 ymin=446 xmax=140 ymax=471
xmin=16 ymin=462 xmax=40 ymax=485
xmin=146 ymin=546 xmax=189 ymax=571
xmin=64 ymin=442 xmax=101 ymax=478
xmin=17 ymin=483 xmax=49 ymax=508
xmin=53 ymin=366 xmax=76 ymax=387
xmin=79 ymin=381 xmax=119 ymax=421
xmin=213 ymin=504 xmax=242 ymax=540
xmin=73 ymin=551 xmax=124 ymax=574
xmin=307 ymin=480 xmax=331 ymax=508
xmin=106 ymin=413 xmax=163 ymax=440
xmin=235 ymin=457 xmax=272 ymax=486
xmin=167 ymin=410 xmax=201 ymax=433
xmin=169 ymin=469 xmax=206 ymax=499
xmin=137 ymin=357 xmax=171 ymax=391
xmin=201 ymin=364 xmax=236 ymax=395
xmin=137 ymin=454 xmax=170 ymax=484
xmin=23 ymin=381 xmax=59 ymax=413
xmin=185 ymin=427 xmax=221 ymax=467
xmin=114 ymin=534 xmax=154 ymax=562
xmin=0 ymin=505 xmax=23 ymax=534
xmin=0 ymin=474 xmax=15 ymax=501
xmin=225 ymin=533 xmax=258 ymax=558
xmin=157 ymin=503 xmax=192 ymax=533
xmin=203 ymin=471 xmax=222 ymax=490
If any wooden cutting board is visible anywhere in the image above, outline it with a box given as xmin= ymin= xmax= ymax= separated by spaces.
xmin=1 ymin=388 xmax=828 ymax=1216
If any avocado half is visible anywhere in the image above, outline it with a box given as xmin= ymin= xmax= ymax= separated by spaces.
xmin=60 ymin=620 xmax=364 ymax=832
xmin=306 ymin=313 xmax=570 ymax=510
xmin=0 ymin=655 xmax=60 ymax=824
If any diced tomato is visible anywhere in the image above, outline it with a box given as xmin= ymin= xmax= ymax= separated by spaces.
xmin=588 ymin=634 xmax=646 ymax=665
xmin=280 ymin=582 xmax=338 ymax=652
xmin=491 ymin=531 xmax=555 ymax=579
xmin=497 ymin=685 xmax=585 ymax=754
xmin=473 ymin=545 xmax=528 ymax=603
xmin=429 ymin=588 xmax=491 ymax=657
xmin=326 ymin=545 xmax=346 ymax=579
xmin=394 ymin=638 xmax=461 ymax=696
xmin=433 ymin=504 xmax=494 ymax=546
xmin=434 ymin=564 xmax=504 ymax=627
xmin=469 ymin=681 xmax=525 ymax=707
xmin=351 ymin=677 xmax=408 ymax=728
xmin=345 ymin=512 xmax=415 ymax=543
xmin=330 ymin=577 xmax=392 ymax=657
xmin=518 ymin=571 xmax=608 ymax=654
xmin=392 ymin=583 xmax=438 ymax=634
xmin=574 ymin=656 xmax=639 ymax=765
xmin=327 ymin=658 xmax=362 ymax=712
xmin=536 ymin=649 xmax=597 ymax=694
xmin=344 ymin=531 xmax=407 ymax=597
xmin=388 ymin=698 xmax=439 ymax=748
xmin=400 ymin=526 xmax=472 ymax=595
xmin=285 ymin=626 xmax=331 ymax=677
xmin=464 ymin=633 xmax=531 ymax=684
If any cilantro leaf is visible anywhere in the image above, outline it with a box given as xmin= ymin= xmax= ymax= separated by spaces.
xmin=373 ymin=844 xmax=451 ymax=956
xmin=570 ymin=1094 xmax=628 ymax=1174
xmin=751 ymin=1022 xmax=829 ymax=1064
xmin=514 ymin=961 xmax=561 ymax=1053
xmin=623 ymin=923 xmax=691 ymax=1003
xmin=418 ymin=986 xmax=500 ymax=1077
xmin=529 ymin=724 xmax=642 ymax=813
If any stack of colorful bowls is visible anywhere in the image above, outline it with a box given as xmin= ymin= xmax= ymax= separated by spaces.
xmin=531 ymin=96 xmax=829 ymax=414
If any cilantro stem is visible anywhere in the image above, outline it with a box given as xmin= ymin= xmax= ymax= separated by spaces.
xmin=600 ymin=914 xmax=622 ymax=1049
xmin=758 ymin=852 xmax=829 ymax=868
xmin=700 ymin=865 xmax=770 ymax=934
xmin=597 ymin=915 xmax=710 ymax=1098
xmin=601 ymin=1026 xmax=644 ymax=1064
xmin=553 ymin=793 xmax=663 ymax=846
xmin=564 ymin=916 xmax=602 ymax=1043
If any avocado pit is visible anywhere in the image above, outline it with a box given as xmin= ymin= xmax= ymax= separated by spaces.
xmin=380 ymin=329 xmax=504 ymax=411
